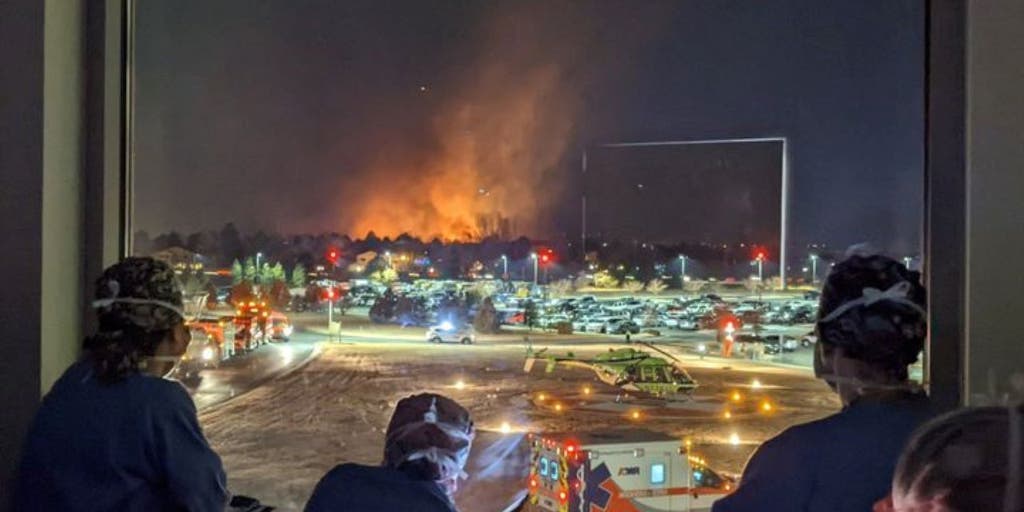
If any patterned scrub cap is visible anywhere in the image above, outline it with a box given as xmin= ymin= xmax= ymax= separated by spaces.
xmin=816 ymin=250 xmax=927 ymax=367
xmin=93 ymin=257 xmax=185 ymax=333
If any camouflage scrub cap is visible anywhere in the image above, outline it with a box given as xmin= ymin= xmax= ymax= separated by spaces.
xmin=93 ymin=257 xmax=185 ymax=332
xmin=383 ymin=393 xmax=475 ymax=494
xmin=816 ymin=248 xmax=927 ymax=369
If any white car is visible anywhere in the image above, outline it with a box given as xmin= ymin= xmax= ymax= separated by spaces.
xmin=426 ymin=322 xmax=475 ymax=344
xmin=675 ymin=317 xmax=699 ymax=331
xmin=583 ymin=317 xmax=611 ymax=333
xmin=801 ymin=332 xmax=818 ymax=347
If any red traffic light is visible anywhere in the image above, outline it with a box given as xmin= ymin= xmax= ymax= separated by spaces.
xmin=541 ymin=254 xmax=550 ymax=263
xmin=326 ymin=247 xmax=340 ymax=264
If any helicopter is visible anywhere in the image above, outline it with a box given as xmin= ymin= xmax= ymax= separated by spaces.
xmin=523 ymin=342 xmax=698 ymax=398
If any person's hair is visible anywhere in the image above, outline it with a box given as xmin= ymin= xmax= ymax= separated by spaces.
xmin=893 ymin=405 xmax=1024 ymax=511
xmin=83 ymin=325 xmax=172 ymax=383
xmin=816 ymin=254 xmax=927 ymax=381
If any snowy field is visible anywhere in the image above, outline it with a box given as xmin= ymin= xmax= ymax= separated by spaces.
xmin=199 ymin=340 xmax=837 ymax=511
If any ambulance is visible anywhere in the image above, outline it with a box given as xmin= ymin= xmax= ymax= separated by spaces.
xmin=527 ymin=430 xmax=732 ymax=512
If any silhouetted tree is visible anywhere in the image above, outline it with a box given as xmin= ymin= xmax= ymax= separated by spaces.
xmin=473 ymin=297 xmax=501 ymax=334
xmin=290 ymin=263 xmax=307 ymax=288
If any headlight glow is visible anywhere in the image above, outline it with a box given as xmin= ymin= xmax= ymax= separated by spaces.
xmin=201 ymin=347 xmax=215 ymax=361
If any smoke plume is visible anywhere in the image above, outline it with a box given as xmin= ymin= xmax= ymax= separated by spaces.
xmin=342 ymin=5 xmax=606 ymax=241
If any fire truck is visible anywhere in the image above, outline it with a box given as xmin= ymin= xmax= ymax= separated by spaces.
xmin=527 ymin=430 xmax=732 ymax=512
xmin=234 ymin=300 xmax=272 ymax=351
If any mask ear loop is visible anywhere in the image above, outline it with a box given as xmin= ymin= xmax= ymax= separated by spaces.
xmin=1006 ymin=402 xmax=1022 ymax=512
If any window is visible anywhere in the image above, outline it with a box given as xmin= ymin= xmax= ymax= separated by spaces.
xmin=130 ymin=1 xmax=926 ymax=510
xmin=651 ymin=463 xmax=666 ymax=485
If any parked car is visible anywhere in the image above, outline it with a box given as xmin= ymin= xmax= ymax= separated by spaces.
xmin=763 ymin=334 xmax=799 ymax=354
xmin=801 ymin=331 xmax=818 ymax=347
xmin=675 ymin=317 xmax=699 ymax=331
xmin=583 ymin=316 xmax=612 ymax=333
xmin=425 ymin=321 xmax=475 ymax=344
xmin=604 ymin=318 xmax=640 ymax=335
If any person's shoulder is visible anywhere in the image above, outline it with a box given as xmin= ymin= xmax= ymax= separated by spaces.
xmin=135 ymin=375 xmax=197 ymax=412
xmin=768 ymin=416 xmax=837 ymax=446
xmin=308 ymin=464 xmax=454 ymax=512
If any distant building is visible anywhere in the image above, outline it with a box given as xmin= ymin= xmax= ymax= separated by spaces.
xmin=150 ymin=246 xmax=204 ymax=274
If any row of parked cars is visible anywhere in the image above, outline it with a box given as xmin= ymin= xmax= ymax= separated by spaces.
xmin=515 ymin=294 xmax=820 ymax=335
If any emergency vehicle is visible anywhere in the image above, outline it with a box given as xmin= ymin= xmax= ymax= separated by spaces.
xmin=527 ymin=430 xmax=732 ymax=512
xmin=234 ymin=300 xmax=271 ymax=351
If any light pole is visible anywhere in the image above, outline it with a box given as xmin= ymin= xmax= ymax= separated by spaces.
xmin=385 ymin=251 xmax=393 ymax=269
xmin=326 ymin=288 xmax=334 ymax=332
xmin=678 ymin=254 xmax=687 ymax=284
xmin=501 ymin=254 xmax=508 ymax=279
xmin=255 ymin=252 xmax=263 ymax=284
xmin=903 ymin=256 xmax=912 ymax=269
xmin=755 ymin=253 xmax=765 ymax=282
xmin=530 ymin=252 xmax=538 ymax=286
xmin=810 ymin=254 xmax=819 ymax=284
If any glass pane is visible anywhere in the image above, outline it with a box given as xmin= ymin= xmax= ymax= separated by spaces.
xmin=131 ymin=1 xmax=925 ymax=511
xmin=651 ymin=463 xmax=666 ymax=485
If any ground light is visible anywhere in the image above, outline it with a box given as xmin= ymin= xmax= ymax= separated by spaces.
xmin=537 ymin=393 xmax=547 ymax=401
xmin=731 ymin=391 xmax=742 ymax=402
xmin=723 ymin=410 xmax=732 ymax=420
xmin=760 ymin=401 xmax=773 ymax=413
xmin=555 ymin=403 xmax=564 ymax=412
xmin=751 ymin=378 xmax=762 ymax=390
xmin=631 ymin=410 xmax=641 ymax=420
xmin=729 ymin=433 xmax=741 ymax=446
xmin=582 ymin=386 xmax=591 ymax=395
xmin=500 ymin=422 xmax=512 ymax=434
xmin=454 ymin=379 xmax=466 ymax=390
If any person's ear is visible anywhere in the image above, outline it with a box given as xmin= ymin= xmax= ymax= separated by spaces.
xmin=172 ymin=322 xmax=192 ymax=351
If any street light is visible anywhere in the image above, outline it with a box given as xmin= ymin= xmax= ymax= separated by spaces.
xmin=903 ymin=256 xmax=913 ymax=269
xmin=810 ymin=254 xmax=819 ymax=284
xmin=255 ymin=252 xmax=263 ymax=284
xmin=501 ymin=254 xmax=508 ymax=279
xmin=530 ymin=252 xmax=538 ymax=286
xmin=678 ymin=254 xmax=687 ymax=284
xmin=755 ymin=252 xmax=765 ymax=282
xmin=384 ymin=251 xmax=393 ymax=269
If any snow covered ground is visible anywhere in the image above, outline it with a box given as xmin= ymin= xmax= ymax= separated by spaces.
xmin=199 ymin=339 xmax=837 ymax=511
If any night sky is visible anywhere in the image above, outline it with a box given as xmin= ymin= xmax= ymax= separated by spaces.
xmin=135 ymin=0 xmax=924 ymax=257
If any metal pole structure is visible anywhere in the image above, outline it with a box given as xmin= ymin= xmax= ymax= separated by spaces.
xmin=600 ymin=137 xmax=789 ymax=289
xmin=757 ymin=257 xmax=764 ymax=282
xmin=581 ymin=150 xmax=588 ymax=263
xmin=903 ymin=256 xmax=912 ymax=269
xmin=811 ymin=254 xmax=818 ymax=284
xmin=531 ymin=253 xmax=538 ymax=286
xmin=502 ymin=255 xmax=508 ymax=279
xmin=255 ymin=252 xmax=262 ymax=284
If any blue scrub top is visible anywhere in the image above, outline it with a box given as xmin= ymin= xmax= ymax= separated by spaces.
xmin=305 ymin=463 xmax=457 ymax=512
xmin=712 ymin=392 xmax=934 ymax=512
xmin=15 ymin=360 xmax=228 ymax=512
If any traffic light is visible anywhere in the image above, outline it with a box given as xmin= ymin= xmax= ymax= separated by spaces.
xmin=326 ymin=247 xmax=340 ymax=265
